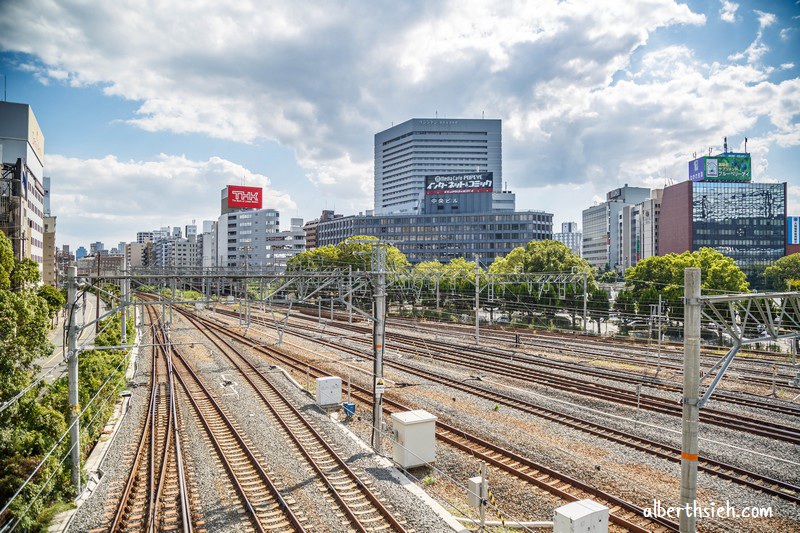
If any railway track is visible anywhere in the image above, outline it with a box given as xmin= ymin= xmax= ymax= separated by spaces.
xmin=103 ymin=323 xmax=193 ymax=532
xmin=177 ymin=310 xmax=408 ymax=533
xmin=145 ymin=306 xmax=309 ymax=532
xmin=178 ymin=305 xmax=679 ymax=532
xmin=232 ymin=307 xmax=800 ymax=504
xmin=396 ymin=317 xmax=800 ymax=388
xmin=243 ymin=309 xmax=800 ymax=444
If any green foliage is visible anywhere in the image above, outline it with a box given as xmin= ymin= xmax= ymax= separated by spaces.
xmin=488 ymin=240 xmax=604 ymax=326
xmin=37 ymin=285 xmax=66 ymax=319
xmin=598 ymin=270 xmax=621 ymax=283
xmin=288 ymin=236 xmax=410 ymax=272
xmin=10 ymin=259 xmax=41 ymax=290
xmin=764 ymin=253 xmax=800 ymax=290
xmin=0 ymin=230 xmax=62 ymax=528
xmin=0 ymin=230 xmax=13 ymax=290
xmin=490 ymin=240 xmax=593 ymax=275
xmin=622 ymin=248 xmax=749 ymax=323
xmin=0 ymin=228 xmax=134 ymax=528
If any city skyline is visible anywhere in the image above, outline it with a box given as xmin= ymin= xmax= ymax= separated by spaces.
xmin=1 ymin=0 xmax=798 ymax=250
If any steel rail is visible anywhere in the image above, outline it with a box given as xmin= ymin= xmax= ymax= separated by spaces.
xmin=277 ymin=311 xmax=800 ymax=443
xmin=180 ymin=311 xmax=406 ymax=533
xmin=210 ymin=305 xmax=800 ymax=504
xmin=179 ymin=306 xmax=680 ymax=532
xmin=161 ymin=321 xmax=306 ymax=532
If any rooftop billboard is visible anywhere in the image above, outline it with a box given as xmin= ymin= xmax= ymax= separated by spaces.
xmin=227 ymin=185 xmax=263 ymax=209
xmin=425 ymin=172 xmax=494 ymax=195
xmin=688 ymin=154 xmax=751 ymax=182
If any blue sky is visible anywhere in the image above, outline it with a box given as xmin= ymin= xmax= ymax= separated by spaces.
xmin=1 ymin=0 xmax=798 ymax=251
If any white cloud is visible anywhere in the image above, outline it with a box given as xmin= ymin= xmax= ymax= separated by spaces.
xmin=754 ymin=10 xmax=777 ymax=29
xmin=1 ymin=0 xmax=798 ymax=232
xmin=46 ymin=153 xmax=296 ymax=246
xmin=727 ymin=10 xmax=779 ymax=65
xmin=719 ymin=0 xmax=739 ymax=23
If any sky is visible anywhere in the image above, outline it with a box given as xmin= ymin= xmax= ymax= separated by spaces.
xmin=0 ymin=0 xmax=798 ymax=252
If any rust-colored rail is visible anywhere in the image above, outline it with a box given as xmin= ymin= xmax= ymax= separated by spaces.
xmin=180 ymin=311 xmax=407 ymax=532
xmin=179 ymin=305 xmax=679 ymax=532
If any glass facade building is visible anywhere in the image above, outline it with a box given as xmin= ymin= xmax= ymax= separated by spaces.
xmin=317 ymin=211 xmax=553 ymax=264
xmin=691 ymin=182 xmax=785 ymax=281
xmin=660 ymin=180 xmax=787 ymax=287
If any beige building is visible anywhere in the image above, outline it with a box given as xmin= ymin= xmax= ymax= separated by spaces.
xmin=43 ymin=215 xmax=57 ymax=285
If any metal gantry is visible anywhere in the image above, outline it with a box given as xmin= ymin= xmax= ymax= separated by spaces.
xmin=680 ymin=272 xmax=800 ymax=532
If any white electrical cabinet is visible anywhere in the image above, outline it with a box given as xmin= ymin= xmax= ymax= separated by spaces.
xmin=391 ymin=410 xmax=437 ymax=468
xmin=553 ymin=500 xmax=609 ymax=533
xmin=467 ymin=476 xmax=484 ymax=508
xmin=315 ymin=376 xmax=342 ymax=406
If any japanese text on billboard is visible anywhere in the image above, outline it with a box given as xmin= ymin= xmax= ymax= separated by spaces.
xmin=425 ymin=172 xmax=494 ymax=194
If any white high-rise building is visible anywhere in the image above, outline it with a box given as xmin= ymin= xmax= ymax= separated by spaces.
xmin=553 ymin=222 xmax=582 ymax=257
xmin=374 ymin=118 xmax=503 ymax=215
xmin=582 ymin=185 xmax=651 ymax=272
xmin=0 ymin=102 xmax=46 ymax=269
xmin=217 ymin=208 xmax=280 ymax=269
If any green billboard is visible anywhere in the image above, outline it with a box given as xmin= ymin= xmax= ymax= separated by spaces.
xmin=704 ymin=154 xmax=751 ymax=182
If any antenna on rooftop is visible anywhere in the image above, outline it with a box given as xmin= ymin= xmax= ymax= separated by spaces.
xmin=744 ymin=137 xmax=748 ymax=153
xmin=482 ymin=110 xmax=485 ymax=119
xmin=435 ymin=110 xmax=438 ymax=118
xmin=724 ymin=137 xmax=728 ymax=153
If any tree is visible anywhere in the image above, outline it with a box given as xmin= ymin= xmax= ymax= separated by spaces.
xmin=587 ymin=287 xmax=610 ymax=333
xmin=287 ymin=236 xmax=409 ymax=272
xmin=764 ymin=253 xmax=800 ymax=290
xmin=489 ymin=240 xmax=603 ymax=328
xmin=10 ymin=259 xmax=41 ymax=290
xmin=0 ymin=231 xmax=62 ymax=528
xmin=0 ymin=230 xmax=13 ymax=290
xmin=37 ymin=285 xmax=66 ymax=320
xmin=623 ymin=248 xmax=749 ymax=324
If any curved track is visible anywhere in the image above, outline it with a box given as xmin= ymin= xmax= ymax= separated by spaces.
xmin=106 ymin=323 xmax=193 ymax=532
xmin=219 ymin=306 xmax=800 ymax=505
xmin=146 ymin=305 xmax=308 ymax=532
xmin=182 ymin=305 xmax=679 ymax=532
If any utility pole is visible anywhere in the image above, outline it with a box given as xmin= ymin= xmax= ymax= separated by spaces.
xmin=435 ymin=272 xmax=440 ymax=311
xmin=66 ymin=266 xmax=81 ymax=495
xmin=474 ymin=255 xmax=480 ymax=342
xmin=479 ymin=461 xmax=488 ymax=532
xmin=582 ymin=270 xmax=588 ymax=334
xmin=95 ymin=252 xmax=101 ymax=334
xmin=656 ymin=294 xmax=662 ymax=376
xmin=120 ymin=257 xmax=127 ymax=345
xmin=348 ymin=265 xmax=353 ymax=324
xmin=680 ymin=268 xmax=701 ymax=532
xmin=169 ymin=276 xmax=175 ymax=326
xmin=372 ymin=243 xmax=387 ymax=454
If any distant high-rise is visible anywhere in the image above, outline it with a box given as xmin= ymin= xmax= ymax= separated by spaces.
xmin=660 ymin=180 xmax=785 ymax=287
xmin=582 ymin=185 xmax=651 ymax=272
xmin=553 ymin=222 xmax=582 ymax=257
xmin=374 ymin=118 xmax=502 ymax=215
